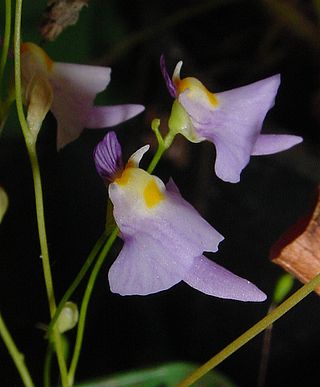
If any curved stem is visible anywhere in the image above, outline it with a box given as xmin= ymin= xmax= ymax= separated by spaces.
xmin=147 ymin=144 xmax=166 ymax=174
xmin=14 ymin=1 xmax=68 ymax=385
xmin=0 ymin=0 xmax=11 ymax=93
xmin=177 ymin=272 xmax=320 ymax=387
xmin=43 ymin=343 xmax=54 ymax=387
xmin=47 ymin=231 xmax=108 ymax=336
xmin=68 ymin=227 xmax=119 ymax=385
xmin=0 ymin=311 xmax=35 ymax=387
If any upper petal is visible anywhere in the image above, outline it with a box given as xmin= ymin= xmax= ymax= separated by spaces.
xmin=93 ymin=132 xmax=123 ymax=182
xmin=183 ymin=255 xmax=266 ymax=301
xmin=160 ymin=55 xmax=177 ymax=98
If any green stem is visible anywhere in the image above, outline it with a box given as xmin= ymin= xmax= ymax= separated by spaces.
xmin=43 ymin=343 xmax=54 ymax=387
xmin=177 ymin=272 xmax=320 ymax=387
xmin=0 ymin=311 xmax=35 ymax=387
xmin=68 ymin=227 xmax=119 ymax=385
xmin=0 ymin=0 xmax=11 ymax=93
xmin=47 ymin=231 xmax=108 ymax=336
xmin=147 ymin=144 xmax=166 ymax=174
xmin=14 ymin=1 xmax=69 ymax=385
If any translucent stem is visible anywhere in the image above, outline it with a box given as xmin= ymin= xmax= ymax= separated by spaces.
xmin=47 ymin=231 xmax=108 ymax=336
xmin=14 ymin=1 xmax=69 ymax=385
xmin=0 ymin=311 xmax=35 ymax=387
xmin=0 ymin=0 xmax=11 ymax=93
xmin=68 ymin=227 xmax=119 ymax=385
xmin=177 ymin=272 xmax=320 ymax=387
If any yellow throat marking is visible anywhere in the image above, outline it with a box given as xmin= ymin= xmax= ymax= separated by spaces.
xmin=143 ymin=180 xmax=164 ymax=208
xmin=114 ymin=167 xmax=132 ymax=186
xmin=175 ymin=77 xmax=219 ymax=107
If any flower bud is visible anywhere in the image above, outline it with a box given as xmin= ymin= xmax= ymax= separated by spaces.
xmin=26 ymin=75 xmax=53 ymax=142
xmin=57 ymin=302 xmax=79 ymax=333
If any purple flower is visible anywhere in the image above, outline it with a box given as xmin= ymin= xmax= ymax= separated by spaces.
xmin=94 ymin=132 xmax=266 ymax=301
xmin=161 ymin=56 xmax=302 ymax=183
xmin=21 ymin=42 xmax=145 ymax=150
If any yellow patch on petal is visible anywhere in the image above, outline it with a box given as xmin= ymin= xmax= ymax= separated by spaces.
xmin=21 ymin=42 xmax=54 ymax=72
xmin=175 ymin=77 xmax=219 ymax=107
xmin=143 ymin=179 xmax=164 ymax=208
xmin=115 ymin=168 xmax=132 ymax=186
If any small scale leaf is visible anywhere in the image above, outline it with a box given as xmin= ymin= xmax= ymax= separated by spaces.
xmin=57 ymin=301 xmax=79 ymax=333
xmin=272 ymin=274 xmax=294 ymax=304
xmin=0 ymin=187 xmax=8 ymax=223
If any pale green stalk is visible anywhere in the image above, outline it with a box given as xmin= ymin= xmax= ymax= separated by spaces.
xmin=68 ymin=227 xmax=119 ymax=385
xmin=47 ymin=231 xmax=108 ymax=336
xmin=177 ymin=272 xmax=320 ymax=387
xmin=0 ymin=312 xmax=35 ymax=387
xmin=0 ymin=0 xmax=11 ymax=92
xmin=14 ymin=0 xmax=69 ymax=385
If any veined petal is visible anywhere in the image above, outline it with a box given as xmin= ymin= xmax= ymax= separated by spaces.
xmin=179 ymin=74 xmax=281 ymax=182
xmin=252 ymin=134 xmax=303 ymax=155
xmin=93 ymin=132 xmax=123 ymax=182
xmin=108 ymin=234 xmax=183 ymax=296
xmin=85 ymin=104 xmax=145 ymax=128
xmin=160 ymin=55 xmax=176 ymax=98
xmin=183 ymin=255 xmax=266 ymax=301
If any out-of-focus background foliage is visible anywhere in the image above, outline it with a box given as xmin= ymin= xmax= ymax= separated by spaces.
xmin=0 ymin=0 xmax=319 ymax=386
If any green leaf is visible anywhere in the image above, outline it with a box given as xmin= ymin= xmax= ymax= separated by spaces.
xmin=75 ymin=362 xmax=237 ymax=387
xmin=272 ymin=273 xmax=295 ymax=305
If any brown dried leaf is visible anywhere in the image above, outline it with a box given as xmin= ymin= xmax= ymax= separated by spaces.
xmin=270 ymin=188 xmax=320 ymax=295
xmin=40 ymin=0 xmax=89 ymax=42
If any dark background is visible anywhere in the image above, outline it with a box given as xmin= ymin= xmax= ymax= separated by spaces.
xmin=0 ymin=0 xmax=319 ymax=386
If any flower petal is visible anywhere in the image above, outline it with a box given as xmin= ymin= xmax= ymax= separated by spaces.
xmin=160 ymin=55 xmax=177 ymax=98
xmin=183 ymin=255 xmax=266 ymax=301
xmin=50 ymin=62 xmax=111 ymax=149
xmin=108 ymin=234 xmax=183 ymax=295
xmin=85 ymin=104 xmax=145 ymax=128
xmin=128 ymin=145 xmax=150 ymax=167
xmin=179 ymin=75 xmax=281 ymax=182
xmin=109 ymin=174 xmax=224 ymax=260
xmin=251 ymin=134 xmax=303 ymax=155
xmin=93 ymin=132 xmax=123 ymax=182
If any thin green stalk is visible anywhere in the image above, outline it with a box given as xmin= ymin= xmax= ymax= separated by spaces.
xmin=0 ymin=311 xmax=35 ymax=387
xmin=14 ymin=1 xmax=69 ymax=385
xmin=43 ymin=343 xmax=54 ymax=387
xmin=147 ymin=144 xmax=166 ymax=174
xmin=47 ymin=231 xmax=108 ymax=336
xmin=0 ymin=0 xmax=11 ymax=92
xmin=68 ymin=227 xmax=119 ymax=385
xmin=177 ymin=272 xmax=320 ymax=387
